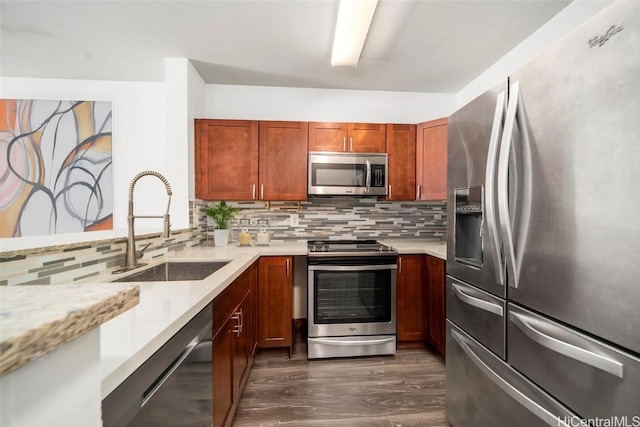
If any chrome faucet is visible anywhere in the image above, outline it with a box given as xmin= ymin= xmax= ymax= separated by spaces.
xmin=113 ymin=170 xmax=172 ymax=273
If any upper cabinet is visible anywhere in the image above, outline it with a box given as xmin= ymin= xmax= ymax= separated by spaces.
xmin=386 ymin=124 xmax=416 ymax=201
xmin=195 ymin=119 xmax=259 ymax=201
xmin=259 ymin=121 xmax=308 ymax=201
xmin=309 ymin=122 xmax=386 ymax=153
xmin=416 ymin=118 xmax=447 ymax=201
xmin=195 ymin=119 xmax=307 ymax=201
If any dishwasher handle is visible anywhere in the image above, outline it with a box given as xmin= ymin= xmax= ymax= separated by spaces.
xmin=141 ymin=335 xmax=210 ymax=407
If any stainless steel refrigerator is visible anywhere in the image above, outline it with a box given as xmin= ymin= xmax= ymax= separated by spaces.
xmin=445 ymin=1 xmax=640 ymax=425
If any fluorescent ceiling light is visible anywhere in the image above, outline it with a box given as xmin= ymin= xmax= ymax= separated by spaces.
xmin=331 ymin=0 xmax=379 ymax=67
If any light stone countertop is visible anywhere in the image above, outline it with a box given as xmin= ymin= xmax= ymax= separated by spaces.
xmin=379 ymin=239 xmax=446 ymax=260
xmin=0 ymin=283 xmax=139 ymax=378
xmin=93 ymin=239 xmax=445 ymax=398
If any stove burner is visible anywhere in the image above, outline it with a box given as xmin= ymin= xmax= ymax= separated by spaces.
xmin=307 ymin=240 xmax=397 ymax=256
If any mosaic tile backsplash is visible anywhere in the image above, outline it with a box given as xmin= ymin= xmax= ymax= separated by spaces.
xmin=196 ymin=198 xmax=447 ymax=242
xmin=1 ymin=199 xmax=446 ymax=286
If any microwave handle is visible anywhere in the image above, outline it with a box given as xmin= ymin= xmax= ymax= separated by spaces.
xmin=365 ymin=159 xmax=372 ymax=193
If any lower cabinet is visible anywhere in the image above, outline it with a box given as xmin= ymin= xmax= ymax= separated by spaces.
xmin=397 ymin=255 xmax=428 ymax=342
xmin=211 ymin=261 xmax=258 ymax=427
xmin=257 ymin=256 xmax=293 ymax=354
xmin=395 ymin=254 xmax=446 ymax=355
xmin=427 ymin=255 xmax=446 ymax=355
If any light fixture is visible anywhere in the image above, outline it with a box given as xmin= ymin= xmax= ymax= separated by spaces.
xmin=331 ymin=0 xmax=379 ymax=67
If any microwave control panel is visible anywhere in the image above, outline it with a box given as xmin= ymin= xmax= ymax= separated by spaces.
xmin=372 ymin=165 xmax=386 ymax=187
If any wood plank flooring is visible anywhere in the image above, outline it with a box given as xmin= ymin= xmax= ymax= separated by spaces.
xmin=232 ymin=338 xmax=451 ymax=427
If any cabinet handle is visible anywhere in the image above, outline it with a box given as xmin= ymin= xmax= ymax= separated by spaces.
xmin=286 ymin=258 xmax=290 ymax=276
xmin=260 ymin=184 xmax=264 ymax=200
xmin=343 ymin=137 xmax=346 ymax=152
xmin=398 ymin=257 xmax=402 ymax=275
xmin=416 ymin=184 xmax=421 ymax=200
xmin=252 ymin=184 xmax=256 ymax=200
xmin=388 ymin=185 xmax=392 ymax=199
xmin=349 ymin=137 xmax=353 ymax=152
xmin=232 ymin=309 xmax=242 ymax=337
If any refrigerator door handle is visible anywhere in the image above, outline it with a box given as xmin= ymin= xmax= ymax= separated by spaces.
xmin=510 ymin=312 xmax=624 ymax=379
xmin=451 ymin=329 xmax=571 ymax=427
xmin=485 ymin=90 xmax=507 ymax=286
xmin=451 ymin=283 xmax=504 ymax=316
xmin=498 ymin=82 xmax=520 ymax=288
xmin=365 ymin=159 xmax=372 ymax=194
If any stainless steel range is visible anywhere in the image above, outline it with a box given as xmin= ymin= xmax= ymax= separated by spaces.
xmin=307 ymin=240 xmax=398 ymax=359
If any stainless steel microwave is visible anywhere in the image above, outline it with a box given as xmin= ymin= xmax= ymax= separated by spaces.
xmin=308 ymin=152 xmax=388 ymax=196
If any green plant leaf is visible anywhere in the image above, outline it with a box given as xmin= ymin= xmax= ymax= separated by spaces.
xmin=203 ymin=201 xmax=241 ymax=229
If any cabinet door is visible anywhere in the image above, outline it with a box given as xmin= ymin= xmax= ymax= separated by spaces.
xmin=348 ymin=123 xmax=386 ymax=153
xmin=258 ymin=256 xmax=293 ymax=350
xmin=212 ymin=318 xmax=234 ymax=427
xmin=259 ymin=121 xmax=308 ymax=201
xmin=427 ymin=256 xmax=446 ymax=355
xmin=233 ymin=296 xmax=250 ymax=396
xmin=416 ymin=118 xmax=447 ymax=201
xmin=397 ymin=255 xmax=428 ymax=342
xmin=386 ymin=124 xmax=417 ymax=201
xmin=308 ymin=122 xmax=348 ymax=152
xmin=249 ymin=261 xmax=258 ymax=357
xmin=195 ymin=119 xmax=259 ymax=200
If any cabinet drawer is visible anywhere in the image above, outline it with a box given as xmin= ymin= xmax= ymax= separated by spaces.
xmin=446 ymin=276 xmax=505 ymax=358
xmin=446 ymin=321 xmax=577 ymax=427
xmin=508 ymin=304 xmax=640 ymax=420
xmin=213 ymin=269 xmax=250 ymax=336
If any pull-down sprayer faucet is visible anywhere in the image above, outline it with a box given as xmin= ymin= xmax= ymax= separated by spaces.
xmin=113 ymin=170 xmax=172 ymax=274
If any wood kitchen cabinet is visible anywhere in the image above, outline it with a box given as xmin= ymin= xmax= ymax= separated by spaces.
xmin=386 ymin=124 xmax=417 ymax=201
xmin=427 ymin=255 xmax=446 ymax=355
xmin=396 ymin=255 xmax=428 ymax=343
xmin=195 ymin=119 xmax=308 ymax=201
xmin=309 ymin=122 xmax=386 ymax=153
xmin=195 ymin=119 xmax=259 ymax=200
xmin=259 ymin=121 xmax=308 ymax=201
xmin=257 ymin=256 xmax=293 ymax=354
xmin=416 ymin=118 xmax=447 ymax=201
xmin=211 ymin=264 xmax=256 ymax=427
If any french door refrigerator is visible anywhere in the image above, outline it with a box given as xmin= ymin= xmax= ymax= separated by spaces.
xmin=446 ymin=1 xmax=640 ymax=426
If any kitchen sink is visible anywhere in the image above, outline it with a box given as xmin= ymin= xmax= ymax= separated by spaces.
xmin=112 ymin=261 xmax=229 ymax=282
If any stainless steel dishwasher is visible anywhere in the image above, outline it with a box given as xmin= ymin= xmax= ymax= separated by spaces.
xmin=102 ymin=304 xmax=212 ymax=427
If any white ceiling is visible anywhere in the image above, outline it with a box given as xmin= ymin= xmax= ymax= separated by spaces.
xmin=0 ymin=0 xmax=573 ymax=93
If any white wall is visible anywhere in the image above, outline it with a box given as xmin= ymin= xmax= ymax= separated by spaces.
xmin=205 ymin=84 xmax=456 ymax=123
xmin=456 ymin=0 xmax=615 ymax=108
xmin=0 ymin=77 xmax=172 ymax=252
xmin=187 ymin=61 xmax=206 ymax=201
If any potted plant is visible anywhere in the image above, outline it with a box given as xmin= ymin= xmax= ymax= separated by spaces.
xmin=203 ymin=201 xmax=241 ymax=247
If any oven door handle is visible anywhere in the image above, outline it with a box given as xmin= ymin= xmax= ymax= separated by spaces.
xmin=308 ymin=264 xmax=397 ymax=271
xmin=311 ymin=336 xmax=396 ymax=346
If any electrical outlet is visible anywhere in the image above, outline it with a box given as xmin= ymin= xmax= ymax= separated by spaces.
xmin=290 ymin=214 xmax=299 ymax=227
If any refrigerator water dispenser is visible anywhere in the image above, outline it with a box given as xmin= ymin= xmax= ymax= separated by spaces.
xmin=454 ymin=187 xmax=483 ymax=268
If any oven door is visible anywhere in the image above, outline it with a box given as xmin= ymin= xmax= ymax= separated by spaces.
xmin=308 ymin=261 xmax=397 ymax=337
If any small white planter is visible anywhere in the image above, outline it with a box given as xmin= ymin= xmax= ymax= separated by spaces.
xmin=213 ymin=229 xmax=230 ymax=247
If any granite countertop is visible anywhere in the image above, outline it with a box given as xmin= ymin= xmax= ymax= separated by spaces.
xmin=0 ymin=283 xmax=139 ymax=378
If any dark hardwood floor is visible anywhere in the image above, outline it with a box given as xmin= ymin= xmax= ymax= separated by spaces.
xmin=233 ymin=334 xmax=450 ymax=427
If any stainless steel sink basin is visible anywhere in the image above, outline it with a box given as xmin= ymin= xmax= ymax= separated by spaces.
xmin=112 ymin=261 xmax=229 ymax=282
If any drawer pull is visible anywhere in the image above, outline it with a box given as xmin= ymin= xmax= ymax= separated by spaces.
xmin=510 ymin=312 xmax=624 ymax=379
xmin=451 ymin=329 xmax=570 ymax=427
xmin=451 ymin=283 xmax=504 ymax=316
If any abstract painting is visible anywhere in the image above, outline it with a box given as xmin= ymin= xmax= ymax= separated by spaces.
xmin=0 ymin=99 xmax=113 ymax=238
